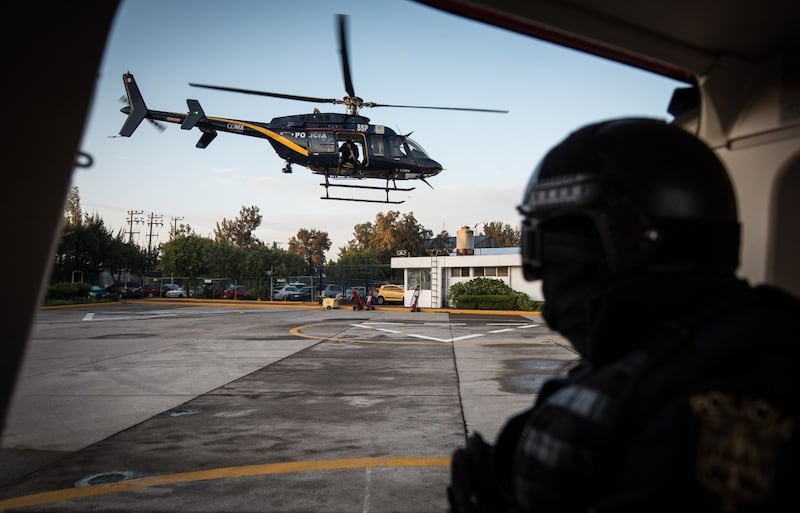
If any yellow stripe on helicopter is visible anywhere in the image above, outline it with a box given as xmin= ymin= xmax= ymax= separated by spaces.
xmin=212 ymin=117 xmax=309 ymax=156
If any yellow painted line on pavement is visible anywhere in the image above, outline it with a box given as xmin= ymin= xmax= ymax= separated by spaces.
xmin=0 ymin=456 xmax=451 ymax=510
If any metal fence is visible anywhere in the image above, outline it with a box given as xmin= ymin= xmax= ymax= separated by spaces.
xmin=57 ymin=263 xmax=400 ymax=301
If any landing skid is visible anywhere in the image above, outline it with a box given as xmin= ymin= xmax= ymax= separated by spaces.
xmin=320 ymin=176 xmax=415 ymax=204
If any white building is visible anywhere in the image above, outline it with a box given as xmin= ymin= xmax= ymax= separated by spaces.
xmin=390 ymin=226 xmax=543 ymax=308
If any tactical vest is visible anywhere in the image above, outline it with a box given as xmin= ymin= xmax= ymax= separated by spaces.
xmin=506 ymin=285 xmax=800 ymax=513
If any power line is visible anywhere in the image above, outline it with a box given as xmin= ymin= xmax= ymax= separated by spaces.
xmin=146 ymin=213 xmax=164 ymax=274
xmin=126 ymin=210 xmax=144 ymax=243
xmin=170 ymin=216 xmax=184 ymax=240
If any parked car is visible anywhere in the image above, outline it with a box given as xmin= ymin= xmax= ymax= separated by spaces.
xmin=223 ymin=285 xmax=257 ymax=300
xmin=87 ymin=285 xmax=110 ymax=299
xmin=141 ymin=283 xmax=161 ymax=297
xmin=159 ymin=283 xmax=181 ymax=297
xmin=286 ymin=286 xmax=313 ymax=301
xmin=105 ymin=281 xmax=143 ymax=299
xmin=321 ymin=284 xmax=343 ymax=298
xmin=344 ymin=286 xmax=368 ymax=302
xmin=375 ymin=284 xmax=404 ymax=305
xmin=164 ymin=286 xmax=188 ymax=298
xmin=195 ymin=282 xmax=221 ymax=299
xmin=273 ymin=284 xmax=301 ymax=300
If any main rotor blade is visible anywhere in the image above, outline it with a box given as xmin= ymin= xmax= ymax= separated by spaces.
xmin=366 ymin=102 xmax=509 ymax=113
xmin=337 ymin=14 xmax=356 ymax=99
xmin=188 ymin=83 xmax=340 ymax=105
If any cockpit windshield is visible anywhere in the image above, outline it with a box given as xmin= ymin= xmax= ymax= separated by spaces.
xmin=405 ymin=138 xmax=429 ymax=158
xmin=390 ymin=136 xmax=430 ymax=158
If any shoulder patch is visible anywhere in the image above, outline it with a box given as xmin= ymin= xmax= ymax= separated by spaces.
xmin=690 ymin=391 xmax=794 ymax=509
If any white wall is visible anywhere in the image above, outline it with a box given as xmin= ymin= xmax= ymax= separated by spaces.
xmin=392 ymin=251 xmax=544 ymax=308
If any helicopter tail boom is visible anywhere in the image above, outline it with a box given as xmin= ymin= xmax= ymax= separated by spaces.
xmin=119 ymin=72 xmax=148 ymax=137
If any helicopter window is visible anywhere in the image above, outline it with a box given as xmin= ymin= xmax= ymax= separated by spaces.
xmin=309 ymin=132 xmax=336 ymax=153
xmin=368 ymin=135 xmax=384 ymax=157
xmin=405 ymin=138 xmax=429 ymax=158
xmin=354 ymin=141 xmax=365 ymax=164
xmin=390 ymin=136 xmax=407 ymax=158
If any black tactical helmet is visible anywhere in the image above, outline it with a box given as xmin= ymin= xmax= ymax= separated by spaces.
xmin=518 ymin=118 xmax=740 ymax=280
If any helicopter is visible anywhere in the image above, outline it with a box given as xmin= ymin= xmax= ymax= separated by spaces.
xmin=118 ymin=14 xmax=507 ymax=204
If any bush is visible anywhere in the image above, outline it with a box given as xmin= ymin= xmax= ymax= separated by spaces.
xmin=456 ymin=294 xmax=518 ymax=310
xmin=448 ymin=277 xmax=543 ymax=311
xmin=47 ymin=282 xmax=91 ymax=301
xmin=449 ymin=277 xmax=509 ymax=297
xmin=43 ymin=282 xmax=117 ymax=306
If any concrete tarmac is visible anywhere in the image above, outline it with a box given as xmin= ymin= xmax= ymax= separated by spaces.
xmin=0 ymin=300 xmax=577 ymax=512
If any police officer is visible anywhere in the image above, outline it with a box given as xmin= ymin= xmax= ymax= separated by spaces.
xmin=339 ymin=139 xmax=360 ymax=170
xmin=448 ymin=117 xmax=800 ymax=513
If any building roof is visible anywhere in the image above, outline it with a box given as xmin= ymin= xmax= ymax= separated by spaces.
xmin=455 ymin=247 xmax=520 ymax=256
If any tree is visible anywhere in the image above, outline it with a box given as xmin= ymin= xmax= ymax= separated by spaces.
xmin=288 ymin=228 xmax=331 ymax=275
xmin=78 ymin=214 xmax=115 ymax=275
xmin=169 ymin=221 xmax=196 ymax=241
xmin=428 ymin=230 xmax=453 ymax=254
xmin=213 ymin=205 xmax=263 ymax=247
xmin=54 ymin=188 xmax=128 ymax=284
xmin=343 ymin=210 xmax=431 ymax=262
xmin=328 ymin=247 xmax=392 ymax=285
xmin=64 ymin=186 xmax=82 ymax=227
xmin=394 ymin=211 xmax=433 ymax=256
xmin=481 ymin=221 xmax=521 ymax=248
xmin=239 ymin=244 xmax=303 ymax=282
xmin=159 ymin=235 xmax=217 ymax=278
xmin=270 ymin=247 xmax=306 ymax=282
xmin=333 ymin=247 xmax=381 ymax=266
xmin=348 ymin=222 xmax=373 ymax=252
xmin=54 ymin=213 xmax=107 ymax=282
xmin=105 ymin=231 xmax=148 ymax=282
xmin=52 ymin=187 xmax=148 ymax=284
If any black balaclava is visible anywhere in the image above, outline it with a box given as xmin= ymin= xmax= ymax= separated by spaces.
xmin=538 ymin=216 xmax=615 ymax=357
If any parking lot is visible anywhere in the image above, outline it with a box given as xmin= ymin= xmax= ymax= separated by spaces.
xmin=0 ymin=301 xmax=576 ymax=512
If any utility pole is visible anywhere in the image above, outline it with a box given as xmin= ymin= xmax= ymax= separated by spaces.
xmin=170 ymin=216 xmax=184 ymax=241
xmin=146 ymin=213 xmax=164 ymax=275
xmin=126 ymin=210 xmax=144 ymax=244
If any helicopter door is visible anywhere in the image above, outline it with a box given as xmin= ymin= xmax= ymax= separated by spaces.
xmin=337 ymin=134 xmax=367 ymax=174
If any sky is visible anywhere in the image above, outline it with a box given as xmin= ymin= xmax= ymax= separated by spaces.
xmin=74 ymin=0 xmax=685 ymax=259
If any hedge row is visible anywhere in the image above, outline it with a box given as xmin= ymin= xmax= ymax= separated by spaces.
xmin=454 ymin=294 xmax=543 ymax=311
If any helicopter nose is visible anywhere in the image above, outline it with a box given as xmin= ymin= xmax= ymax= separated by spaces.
xmin=426 ymin=161 xmax=443 ymax=175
